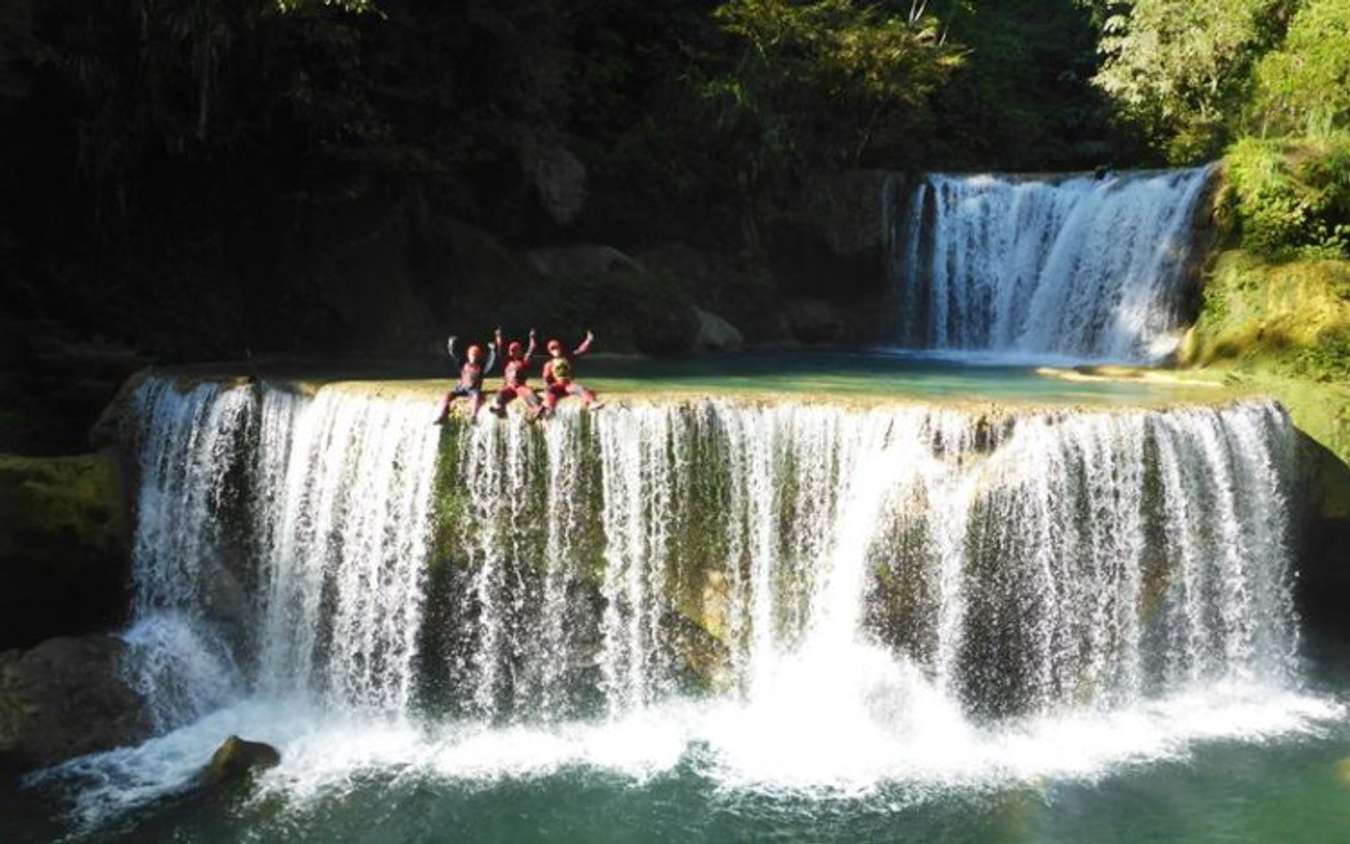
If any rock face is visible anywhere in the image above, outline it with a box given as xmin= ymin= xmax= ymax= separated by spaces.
xmin=692 ymin=308 xmax=745 ymax=352
xmin=0 ymin=451 xmax=130 ymax=650
xmin=767 ymin=170 xmax=901 ymax=312
xmin=0 ymin=635 xmax=150 ymax=776
xmin=523 ymin=243 xmax=700 ymax=356
xmin=524 ymin=244 xmax=645 ymax=278
xmin=1293 ymin=432 xmax=1350 ymax=641
xmin=784 ymin=298 xmax=853 ymax=344
xmin=199 ymin=735 xmax=281 ymax=790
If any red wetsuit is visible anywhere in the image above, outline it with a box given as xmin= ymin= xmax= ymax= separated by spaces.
xmin=493 ymin=335 xmax=541 ymax=412
xmin=542 ymin=334 xmax=598 ymax=411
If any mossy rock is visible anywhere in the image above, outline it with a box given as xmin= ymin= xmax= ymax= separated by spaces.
xmin=0 ymin=451 xmax=130 ymax=649
xmin=199 ymin=735 xmax=281 ymax=790
xmin=1181 ymin=250 xmax=1350 ymax=465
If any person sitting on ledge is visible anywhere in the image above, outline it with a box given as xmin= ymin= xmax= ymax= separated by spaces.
xmin=489 ymin=326 xmax=544 ymax=420
xmin=536 ymin=330 xmax=603 ymax=419
xmin=434 ymin=334 xmax=496 ymax=424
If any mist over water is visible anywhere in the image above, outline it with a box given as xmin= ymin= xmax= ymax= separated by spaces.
xmin=34 ymin=372 xmax=1343 ymax=836
xmin=888 ymin=167 xmax=1213 ymax=361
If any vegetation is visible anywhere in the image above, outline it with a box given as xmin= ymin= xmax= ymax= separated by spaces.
xmin=1183 ymin=139 xmax=1350 ymax=465
xmin=1218 ymin=135 xmax=1350 ymax=260
xmin=0 ymin=0 xmax=1133 ymax=362
xmin=0 ymin=0 xmax=1345 ymax=380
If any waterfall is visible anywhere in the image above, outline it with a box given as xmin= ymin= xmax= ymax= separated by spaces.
xmin=121 ymin=376 xmax=1301 ymax=732
xmin=890 ymin=167 xmax=1213 ymax=361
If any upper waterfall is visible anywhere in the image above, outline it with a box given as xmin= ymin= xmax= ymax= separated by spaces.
xmin=887 ymin=167 xmax=1214 ymax=361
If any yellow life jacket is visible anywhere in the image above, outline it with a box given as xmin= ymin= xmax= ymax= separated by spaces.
xmin=551 ymin=356 xmax=573 ymax=381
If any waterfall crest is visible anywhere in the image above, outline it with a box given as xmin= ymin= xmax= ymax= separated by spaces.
xmin=890 ymin=167 xmax=1213 ymax=360
xmin=123 ymin=377 xmax=1300 ymax=730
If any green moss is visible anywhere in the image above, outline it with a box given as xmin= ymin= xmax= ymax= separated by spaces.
xmin=0 ymin=452 xmax=124 ymax=562
xmin=1183 ymin=249 xmax=1350 ymax=463
xmin=0 ymin=451 xmax=129 ymax=649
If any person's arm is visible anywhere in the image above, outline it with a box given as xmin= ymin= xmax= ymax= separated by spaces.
xmin=542 ymin=359 xmax=556 ymax=385
xmin=446 ymin=335 xmax=460 ymax=368
xmin=483 ymin=340 xmax=497 ymax=376
xmin=524 ymin=329 xmax=538 ymax=370
xmin=573 ymin=330 xmax=595 ymax=357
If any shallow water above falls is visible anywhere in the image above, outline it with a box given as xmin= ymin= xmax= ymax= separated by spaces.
xmin=18 ymin=363 xmax=1350 ymax=843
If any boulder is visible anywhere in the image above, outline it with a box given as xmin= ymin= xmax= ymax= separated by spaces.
xmin=0 ymin=635 xmax=151 ymax=776
xmin=692 ymin=309 xmax=745 ymax=352
xmin=784 ymin=299 xmax=852 ymax=345
xmin=521 ymin=143 xmax=587 ymax=225
xmin=520 ymin=244 xmax=699 ymax=356
xmin=199 ymin=735 xmax=281 ymax=790
xmin=524 ymin=244 xmax=645 ymax=278
xmin=0 ymin=451 xmax=130 ymax=650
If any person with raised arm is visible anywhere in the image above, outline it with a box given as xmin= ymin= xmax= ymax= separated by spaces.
xmin=488 ymin=327 xmax=544 ymax=419
xmin=433 ymin=334 xmax=496 ymax=424
xmin=537 ymin=330 xmax=603 ymax=419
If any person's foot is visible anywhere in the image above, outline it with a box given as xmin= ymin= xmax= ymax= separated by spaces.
xmin=432 ymin=413 xmax=447 ymax=426
xmin=489 ymin=405 xmax=506 ymax=418
xmin=588 ymin=401 xmax=605 ymax=411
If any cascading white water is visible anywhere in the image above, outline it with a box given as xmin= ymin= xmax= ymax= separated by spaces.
xmin=42 ymin=371 xmax=1341 ymax=834
xmin=123 ymin=376 xmax=1302 ymax=722
xmin=91 ymin=373 xmax=1335 ymax=815
xmin=890 ymin=167 xmax=1213 ymax=361
xmin=254 ymin=386 xmax=440 ymax=713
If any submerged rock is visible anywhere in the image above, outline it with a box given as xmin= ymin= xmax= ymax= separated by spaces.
xmin=0 ymin=635 xmax=150 ymax=776
xmin=200 ymin=736 xmax=281 ymax=789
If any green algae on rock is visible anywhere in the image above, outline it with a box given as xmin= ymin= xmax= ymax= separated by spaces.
xmin=0 ymin=452 xmax=130 ymax=650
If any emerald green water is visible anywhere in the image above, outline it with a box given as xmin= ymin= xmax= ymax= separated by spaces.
xmin=19 ymin=716 xmax=1350 ymax=844
xmin=248 ymin=348 xmax=1229 ymax=407
xmin=515 ymin=349 xmax=1220 ymax=404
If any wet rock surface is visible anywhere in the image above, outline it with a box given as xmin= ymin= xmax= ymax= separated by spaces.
xmin=199 ymin=735 xmax=281 ymax=790
xmin=0 ymin=635 xmax=150 ymax=776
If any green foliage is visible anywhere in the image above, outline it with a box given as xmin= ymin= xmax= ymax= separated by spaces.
xmin=929 ymin=0 xmax=1128 ymax=170
xmin=1222 ymin=135 xmax=1350 ymax=259
xmin=1291 ymin=328 xmax=1350 ymax=383
xmin=1093 ymin=0 xmax=1296 ymax=163
xmin=705 ymin=0 xmax=963 ymax=198
xmin=1249 ymin=0 xmax=1350 ymax=136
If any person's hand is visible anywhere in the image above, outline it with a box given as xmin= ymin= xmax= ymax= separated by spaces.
xmin=585 ymin=330 xmax=595 ymax=344
xmin=529 ymin=328 xmax=537 ymax=339
xmin=495 ymin=326 xmax=503 ymax=339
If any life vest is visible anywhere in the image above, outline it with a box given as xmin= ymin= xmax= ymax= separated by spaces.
xmin=550 ymin=356 xmax=573 ymax=382
xmin=505 ymin=359 xmax=528 ymax=387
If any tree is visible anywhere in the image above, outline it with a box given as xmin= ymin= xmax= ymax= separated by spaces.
xmin=704 ymin=0 xmax=963 ymax=248
xmin=1092 ymin=0 xmax=1296 ymax=162
xmin=1249 ymin=0 xmax=1350 ymax=136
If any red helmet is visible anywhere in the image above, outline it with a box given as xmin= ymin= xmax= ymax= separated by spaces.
xmin=467 ymin=344 xmax=484 ymax=360
xmin=508 ymin=341 xmax=524 ymax=358
xmin=547 ymin=338 xmax=563 ymax=353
